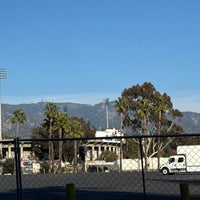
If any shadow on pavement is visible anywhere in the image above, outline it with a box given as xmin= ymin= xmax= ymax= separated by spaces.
xmin=0 ymin=186 xmax=182 ymax=200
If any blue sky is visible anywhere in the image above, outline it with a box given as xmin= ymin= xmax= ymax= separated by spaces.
xmin=0 ymin=1 xmax=200 ymax=112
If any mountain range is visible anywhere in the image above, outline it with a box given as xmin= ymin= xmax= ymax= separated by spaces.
xmin=2 ymin=101 xmax=200 ymax=138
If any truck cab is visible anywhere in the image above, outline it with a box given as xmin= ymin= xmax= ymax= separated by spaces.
xmin=160 ymin=154 xmax=186 ymax=175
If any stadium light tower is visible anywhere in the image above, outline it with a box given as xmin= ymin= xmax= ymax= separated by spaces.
xmin=103 ymin=98 xmax=109 ymax=129
xmin=0 ymin=68 xmax=6 ymax=151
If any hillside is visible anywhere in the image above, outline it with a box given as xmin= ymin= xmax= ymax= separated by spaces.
xmin=2 ymin=102 xmax=200 ymax=138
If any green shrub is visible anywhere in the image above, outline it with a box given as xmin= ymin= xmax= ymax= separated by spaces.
xmin=2 ymin=159 xmax=14 ymax=175
xmin=103 ymin=150 xmax=118 ymax=162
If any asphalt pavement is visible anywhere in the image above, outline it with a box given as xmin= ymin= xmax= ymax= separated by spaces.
xmin=0 ymin=172 xmax=199 ymax=200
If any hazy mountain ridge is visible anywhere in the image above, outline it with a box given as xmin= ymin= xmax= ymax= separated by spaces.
xmin=2 ymin=102 xmax=200 ymax=138
xmin=180 ymin=112 xmax=200 ymax=133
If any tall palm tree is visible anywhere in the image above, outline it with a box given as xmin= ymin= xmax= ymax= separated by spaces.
xmin=136 ymin=98 xmax=153 ymax=170
xmin=154 ymin=93 xmax=172 ymax=168
xmin=53 ymin=112 xmax=69 ymax=173
xmin=67 ymin=119 xmax=84 ymax=173
xmin=11 ymin=109 xmax=26 ymax=138
xmin=115 ymin=96 xmax=129 ymax=172
xmin=44 ymin=102 xmax=58 ymax=173
xmin=115 ymin=96 xmax=129 ymax=131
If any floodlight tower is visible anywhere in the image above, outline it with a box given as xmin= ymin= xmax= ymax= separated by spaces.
xmin=103 ymin=98 xmax=109 ymax=129
xmin=0 ymin=68 xmax=6 ymax=152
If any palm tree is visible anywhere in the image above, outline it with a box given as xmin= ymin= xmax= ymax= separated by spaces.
xmin=53 ymin=112 xmax=69 ymax=173
xmin=115 ymin=96 xmax=129 ymax=172
xmin=115 ymin=96 xmax=129 ymax=131
xmin=11 ymin=109 xmax=26 ymax=138
xmin=67 ymin=119 xmax=84 ymax=173
xmin=44 ymin=102 xmax=58 ymax=173
xmin=154 ymin=93 xmax=172 ymax=168
xmin=136 ymin=98 xmax=153 ymax=170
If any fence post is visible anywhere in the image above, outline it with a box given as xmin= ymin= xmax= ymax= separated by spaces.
xmin=139 ymin=137 xmax=146 ymax=200
xmin=66 ymin=183 xmax=76 ymax=200
xmin=180 ymin=183 xmax=190 ymax=200
xmin=14 ymin=138 xmax=22 ymax=200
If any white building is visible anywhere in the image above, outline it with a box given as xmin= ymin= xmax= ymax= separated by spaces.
xmin=2 ymin=140 xmax=40 ymax=174
xmin=80 ymin=128 xmax=124 ymax=172
xmin=2 ymin=140 xmax=33 ymax=159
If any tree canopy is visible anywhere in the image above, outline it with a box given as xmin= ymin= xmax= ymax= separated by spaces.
xmin=116 ymin=82 xmax=183 ymax=135
xmin=115 ymin=82 xmax=183 ymax=170
xmin=31 ymin=103 xmax=96 ymax=171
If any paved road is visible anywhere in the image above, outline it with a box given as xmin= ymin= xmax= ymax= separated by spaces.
xmin=0 ymin=172 xmax=199 ymax=200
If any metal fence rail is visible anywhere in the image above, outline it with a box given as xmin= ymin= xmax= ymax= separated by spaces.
xmin=0 ymin=134 xmax=200 ymax=200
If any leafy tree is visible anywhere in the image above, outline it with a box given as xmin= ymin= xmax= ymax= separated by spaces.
xmin=115 ymin=82 xmax=183 ymax=170
xmin=69 ymin=117 xmax=96 ymax=138
xmin=62 ymin=117 xmax=96 ymax=164
xmin=31 ymin=125 xmax=49 ymax=160
xmin=11 ymin=109 xmax=26 ymax=138
xmin=2 ymin=159 xmax=14 ymax=174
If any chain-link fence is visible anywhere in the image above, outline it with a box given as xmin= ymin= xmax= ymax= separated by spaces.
xmin=0 ymin=134 xmax=200 ymax=200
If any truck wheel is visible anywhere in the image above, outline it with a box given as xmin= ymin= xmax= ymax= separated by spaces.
xmin=161 ymin=168 xmax=169 ymax=175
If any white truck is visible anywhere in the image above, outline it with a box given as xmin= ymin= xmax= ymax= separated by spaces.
xmin=159 ymin=145 xmax=200 ymax=175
